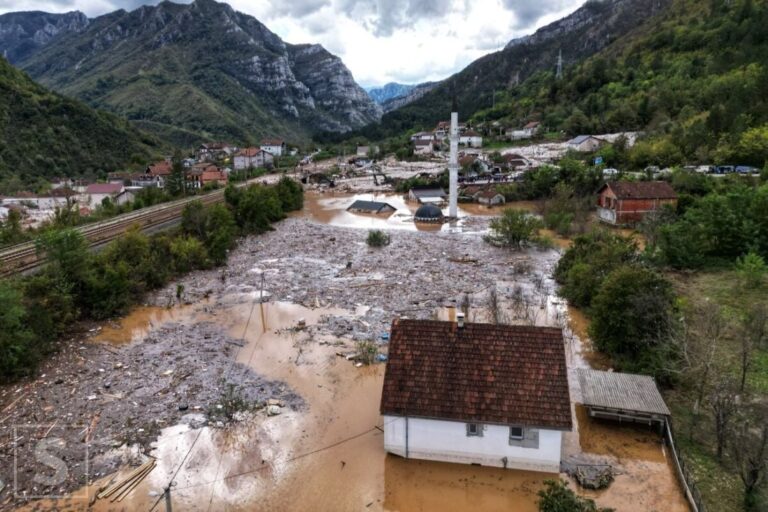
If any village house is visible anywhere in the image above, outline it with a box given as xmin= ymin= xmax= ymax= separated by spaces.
xmin=381 ymin=318 xmax=572 ymax=472
xmin=261 ymin=138 xmax=286 ymax=157
xmin=413 ymin=139 xmax=435 ymax=155
xmin=567 ymin=135 xmax=605 ymax=152
xmin=475 ymin=189 xmax=506 ymax=206
xmin=346 ymin=200 xmax=397 ymax=215
xmin=139 ymin=160 xmax=173 ymax=188
xmin=408 ymin=185 xmax=447 ymax=204
xmin=233 ymin=147 xmax=274 ymax=170
xmin=410 ymin=131 xmax=434 ymax=143
xmin=82 ymin=183 xmax=125 ymax=209
xmin=596 ymin=181 xmax=678 ymax=225
xmin=196 ymin=142 xmax=237 ymax=161
xmin=507 ymin=121 xmax=541 ymax=141
xmin=459 ymin=130 xmax=483 ymax=148
xmin=187 ymin=163 xmax=228 ymax=189
xmin=435 ymin=121 xmax=466 ymax=138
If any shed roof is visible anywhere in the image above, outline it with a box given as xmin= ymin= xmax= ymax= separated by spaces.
xmin=578 ymin=368 xmax=670 ymax=416
xmin=409 ymin=186 xmax=446 ymax=198
xmin=381 ymin=319 xmax=572 ymax=429
xmin=568 ymin=135 xmax=601 ymax=145
xmin=601 ymin=181 xmax=677 ymax=200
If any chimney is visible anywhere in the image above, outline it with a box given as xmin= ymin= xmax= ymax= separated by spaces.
xmin=456 ymin=312 xmax=465 ymax=329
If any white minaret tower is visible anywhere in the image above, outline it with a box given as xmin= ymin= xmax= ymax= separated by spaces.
xmin=448 ymin=105 xmax=459 ymax=219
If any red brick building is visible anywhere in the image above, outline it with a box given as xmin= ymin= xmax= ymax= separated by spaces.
xmin=597 ymin=181 xmax=677 ymax=225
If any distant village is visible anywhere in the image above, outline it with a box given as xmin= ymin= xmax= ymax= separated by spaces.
xmin=0 ymin=138 xmax=290 ymax=229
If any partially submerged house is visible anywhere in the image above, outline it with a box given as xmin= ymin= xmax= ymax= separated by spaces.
xmin=408 ymin=186 xmax=447 ymax=204
xmin=381 ymin=319 xmax=572 ymax=472
xmin=347 ymin=200 xmax=397 ymax=215
xmin=475 ymin=189 xmax=506 ymax=206
xmin=596 ymin=181 xmax=677 ymax=225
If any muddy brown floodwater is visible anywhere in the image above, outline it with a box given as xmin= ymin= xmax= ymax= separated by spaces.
xmin=8 ymin=210 xmax=688 ymax=512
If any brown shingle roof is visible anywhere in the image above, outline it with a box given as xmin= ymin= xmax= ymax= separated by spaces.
xmin=602 ymin=181 xmax=677 ymax=200
xmin=380 ymin=319 xmax=572 ymax=430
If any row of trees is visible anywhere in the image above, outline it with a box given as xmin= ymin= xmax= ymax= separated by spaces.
xmin=0 ymin=178 xmax=303 ymax=382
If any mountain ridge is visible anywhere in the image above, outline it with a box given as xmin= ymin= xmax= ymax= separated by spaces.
xmin=0 ymin=0 xmax=381 ymax=146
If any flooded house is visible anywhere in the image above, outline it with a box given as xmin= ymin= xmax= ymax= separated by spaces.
xmin=381 ymin=318 xmax=572 ymax=472
xmin=408 ymin=185 xmax=447 ymax=204
xmin=475 ymin=189 xmax=506 ymax=206
xmin=596 ymin=181 xmax=678 ymax=225
xmin=346 ymin=200 xmax=397 ymax=215
xmin=567 ymin=135 xmax=606 ymax=152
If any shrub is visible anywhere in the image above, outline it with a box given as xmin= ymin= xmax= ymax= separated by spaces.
xmin=736 ymin=251 xmax=767 ymax=288
xmin=170 ymin=237 xmax=209 ymax=274
xmin=366 ymin=230 xmax=391 ymax=247
xmin=538 ymin=480 xmax=613 ymax=512
xmin=485 ymin=209 xmax=542 ymax=249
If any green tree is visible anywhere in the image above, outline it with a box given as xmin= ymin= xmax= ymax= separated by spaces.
xmin=486 ymin=209 xmax=542 ymax=249
xmin=589 ymin=265 xmax=676 ymax=373
xmin=170 ymin=237 xmax=209 ymax=273
xmin=0 ymin=281 xmax=37 ymax=381
xmin=205 ymin=204 xmax=237 ymax=265
xmin=166 ymin=151 xmax=187 ymax=197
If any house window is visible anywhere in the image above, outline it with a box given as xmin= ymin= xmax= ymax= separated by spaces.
xmin=466 ymin=423 xmax=483 ymax=437
xmin=509 ymin=426 xmax=524 ymax=441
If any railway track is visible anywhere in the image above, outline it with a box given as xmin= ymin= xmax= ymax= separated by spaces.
xmin=0 ymin=189 xmax=226 ymax=278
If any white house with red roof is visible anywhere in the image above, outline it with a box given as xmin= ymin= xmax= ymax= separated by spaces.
xmin=260 ymin=138 xmax=286 ymax=157
xmin=234 ymin=147 xmax=274 ymax=170
xmin=82 ymin=183 xmax=125 ymax=209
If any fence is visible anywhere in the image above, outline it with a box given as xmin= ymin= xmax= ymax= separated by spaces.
xmin=664 ymin=419 xmax=707 ymax=512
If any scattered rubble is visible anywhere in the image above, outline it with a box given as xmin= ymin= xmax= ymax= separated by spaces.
xmin=0 ymin=322 xmax=302 ymax=501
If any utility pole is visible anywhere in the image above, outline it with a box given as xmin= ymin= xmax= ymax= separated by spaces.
xmin=164 ymin=487 xmax=172 ymax=512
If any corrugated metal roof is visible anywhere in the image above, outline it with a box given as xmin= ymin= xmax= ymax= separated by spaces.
xmin=578 ymin=369 xmax=670 ymax=416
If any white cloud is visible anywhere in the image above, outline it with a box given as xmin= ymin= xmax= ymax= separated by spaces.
xmin=0 ymin=0 xmax=584 ymax=86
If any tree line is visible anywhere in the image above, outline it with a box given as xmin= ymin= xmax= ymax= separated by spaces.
xmin=0 ymin=177 xmax=303 ymax=382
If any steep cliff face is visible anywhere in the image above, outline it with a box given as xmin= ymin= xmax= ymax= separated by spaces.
xmin=378 ymin=0 xmax=672 ymax=134
xmin=367 ymin=83 xmax=416 ymax=105
xmin=379 ymin=82 xmax=437 ymax=113
xmin=0 ymin=11 xmax=89 ymax=63
xmin=1 ymin=0 xmax=379 ymax=144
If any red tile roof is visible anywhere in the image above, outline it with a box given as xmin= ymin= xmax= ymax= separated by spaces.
xmin=381 ymin=319 xmax=572 ymax=429
xmin=237 ymin=147 xmax=262 ymax=157
xmin=601 ymin=181 xmax=677 ymax=200
xmin=147 ymin=161 xmax=172 ymax=176
xmin=261 ymin=138 xmax=284 ymax=146
xmin=85 ymin=183 xmax=123 ymax=195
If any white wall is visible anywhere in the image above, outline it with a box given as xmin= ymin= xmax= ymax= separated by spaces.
xmin=383 ymin=415 xmax=562 ymax=473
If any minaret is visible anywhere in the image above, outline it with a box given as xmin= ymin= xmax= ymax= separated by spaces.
xmin=556 ymin=49 xmax=563 ymax=80
xmin=448 ymin=95 xmax=459 ymax=219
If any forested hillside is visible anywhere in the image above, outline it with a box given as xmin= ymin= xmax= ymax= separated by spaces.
xmin=477 ymin=0 xmax=768 ymax=167
xmin=0 ymin=56 xmax=159 ymax=193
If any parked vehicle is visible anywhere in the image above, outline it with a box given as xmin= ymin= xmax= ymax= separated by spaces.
xmin=736 ymin=165 xmax=760 ymax=174
xmin=715 ymin=165 xmax=735 ymax=174
xmin=603 ymin=168 xmax=619 ymax=177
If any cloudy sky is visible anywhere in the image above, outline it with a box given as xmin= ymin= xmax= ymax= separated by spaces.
xmin=0 ymin=0 xmax=583 ymax=87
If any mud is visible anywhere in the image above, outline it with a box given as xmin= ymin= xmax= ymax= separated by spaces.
xmin=0 ymin=317 xmax=302 ymax=507
xmin=3 ymin=207 xmax=686 ymax=511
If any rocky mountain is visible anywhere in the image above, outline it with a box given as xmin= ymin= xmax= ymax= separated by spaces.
xmin=0 ymin=56 xmax=159 ymax=191
xmin=0 ymin=11 xmax=89 ymax=63
xmin=367 ymin=83 xmax=415 ymax=105
xmin=1 ymin=0 xmax=381 ymax=146
xmin=380 ymin=82 xmax=437 ymax=113
xmin=367 ymin=0 xmax=671 ymax=137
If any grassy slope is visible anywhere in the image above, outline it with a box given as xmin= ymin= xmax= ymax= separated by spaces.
xmin=0 ymin=56 xmax=160 ymax=189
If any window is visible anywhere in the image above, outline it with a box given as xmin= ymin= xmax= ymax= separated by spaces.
xmin=466 ymin=423 xmax=483 ymax=437
xmin=509 ymin=426 xmax=524 ymax=441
